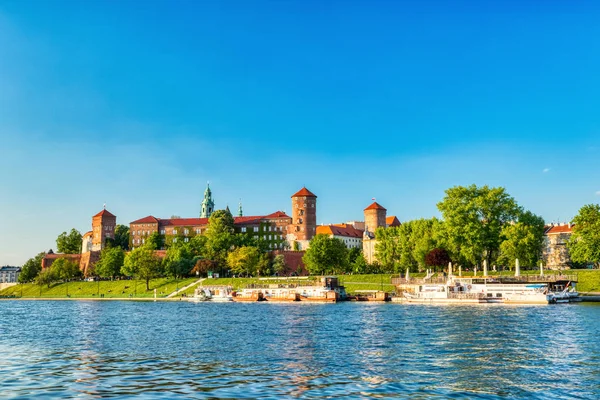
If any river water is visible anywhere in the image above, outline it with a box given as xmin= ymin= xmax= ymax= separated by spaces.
xmin=1 ymin=301 xmax=599 ymax=399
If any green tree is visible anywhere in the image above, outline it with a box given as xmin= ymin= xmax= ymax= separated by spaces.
xmin=227 ymin=246 xmax=262 ymax=277
xmin=36 ymin=268 xmax=56 ymax=288
xmin=352 ymin=254 xmax=368 ymax=274
xmin=437 ymin=185 xmax=521 ymax=267
xmin=146 ymin=231 xmax=165 ymax=250
xmin=95 ymin=246 xmax=125 ymax=279
xmin=51 ymin=258 xmax=82 ymax=281
xmin=56 ymin=228 xmax=83 ymax=254
xmin=498 ymin=211 xmax=545 ymax=268
xmin=18 ymin=252 xmax=45 ymax=283
xmin=188 ymin=234 xmax=208 ymax=257
xmin=303 ymin=234 xmax=349 ymax=275
xmin=374 ymin=226 xmax=402 ymax=272
xmin=122 ymin=244 xmax=163 ymax=290
xmin=105 ymin=225 xmax=130 ymax=250
xmin=272 ymin=254 xmax=286 ymax=276
xmin=204 ymin=209 xmax=236 ymax=269
xmin=568 ymin=204 xmax=600 ymax=269
xmin=163 ymin=243 xmax=195 ymax=278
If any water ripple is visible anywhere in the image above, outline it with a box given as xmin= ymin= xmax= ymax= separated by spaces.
xmin=1 ymin=301 xmax=600 ymax=398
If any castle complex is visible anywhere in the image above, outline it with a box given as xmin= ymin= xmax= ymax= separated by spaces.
xmin=40 ymin=183 xmax=577 ymax=275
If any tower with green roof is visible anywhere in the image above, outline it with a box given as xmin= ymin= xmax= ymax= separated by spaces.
xmin=200 ymin=183 xmax=215 ymax=218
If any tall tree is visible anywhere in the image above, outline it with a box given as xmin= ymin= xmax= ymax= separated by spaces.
xmin=271 ymin=254 xmax=286 ymax=276
xmin=163 ymin=243 xmax=195 ymax=278
xmin=95 ymin=246 xmax=126 ymax=279
xmin=498 ymin=211 xmax=545 ymax=268
xmin=568 ymin=204 xmax=600 ymax=269
xmin=302 ymin=234 xmax=349 ymax=275
xmin=227 ymin=246 xmax=262 ymax=277
xmin=36 ymin=268 xmax=56 ymax=288
xmin=122 ymin=243 xmax=163 ymax=290
xmin=204 ymin=209 xmax=236 ymax=269
xmin=437 ymin=185 xmax=521 ymax=267
xmin=56 ymin=229 xmax=83 ymax=254
xmin=18 ymin=252 xmax=45 ymax=283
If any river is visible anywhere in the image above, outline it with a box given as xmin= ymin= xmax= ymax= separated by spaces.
xmin=1 ymin=301 xmax=599 ymax=399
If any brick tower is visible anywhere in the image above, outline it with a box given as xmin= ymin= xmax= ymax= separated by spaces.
xmin=364 ymin=202 xmax=387 ymax=235
xmin=91 ymin=207 xmax=117 ymax=251
xmin=290 ymin=187 xmax=317 ymax=242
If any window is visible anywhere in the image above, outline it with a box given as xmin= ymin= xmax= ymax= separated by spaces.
xmin=142 ymin=238 xmax=145 ymax=244
xmin=268 ymin=226 xmax=272 ymax=232
xmin=254 ymin=235 xmax=259 ymax=240
xmin=160 ymin=229 xmax=165 ymax=235
xmin=184 ymin=238 xmax=189 ymax=243
xmin=241 ymin=227 xmax=247 ymax=233
xmin=299 ymin=210 xmax=304 ymax=216
xmin=173 ymin=229 xmax=178 ymax=235
xmin=268 ymin=235 xmax=272 ymax=240
xmin=263 ymin=235 xmax=267 ymax=240
xmin=253 ymin=227 xmax=259 ymax=232
xmin=184 ymin=229 xmax=189 ymax=235
xmin=196 ymin=228 xmax=201 ymax=234
xmin=173 ymin=238 xmax=178 ymax=243
xmin=298 ymin=218 xmax=303 ymax=224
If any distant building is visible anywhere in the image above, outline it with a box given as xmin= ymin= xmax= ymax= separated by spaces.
xmin=42 ymin=207 xmax=116 ymax=276
xmin=130 ymin=186 xmax=319 ymax=251
xmin=316 ymin=224 xmax=363 ymax=249
xmin=0 ymin=266 xmax=21 ymax=283
xmin=543 ymin=223 xmax=574 ymax=270
xmin=362 ymin=201 xmax=401 ymax=264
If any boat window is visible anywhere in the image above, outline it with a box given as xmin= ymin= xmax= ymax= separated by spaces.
xmin=486 ymin=293 xmax=492 ymax=297
xmin=496 ymin=293 xmax=502 ymax=297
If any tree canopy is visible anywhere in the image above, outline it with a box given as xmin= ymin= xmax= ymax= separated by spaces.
xmin=498 ymin=211 xmax=545 ymax=268
xmin=122 ymin=242 xmax=163 ymax=290
xmin=303 ymin=234 xmax=349 ymax=275
xmin=95 ymin=246 xmax=125 ymax=279
xmin=568 ymin=204 xmax=600 ymax=268
xmin=56 ymin=229 xmax=83 ymax=254
xmin=18 ymin=252 xmax=45 ymax=283
xmin=105 ymin=225 xmax=130 ymax=250
xmin=437 ymin=185 xmax=521 ymax=267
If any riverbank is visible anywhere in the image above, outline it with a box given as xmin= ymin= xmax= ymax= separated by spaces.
xmin=2 ymin=270 xmax=599 ymax=300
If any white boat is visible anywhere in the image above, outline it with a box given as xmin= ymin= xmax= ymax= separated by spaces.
xmin=189 ymin=286 xmax=234 ymax=302
xmin=392 ymin=274 xmax=580 ymax=305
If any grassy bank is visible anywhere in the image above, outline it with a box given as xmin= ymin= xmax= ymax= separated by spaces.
xmin=0 ymin=278 xmax=198 ymax=299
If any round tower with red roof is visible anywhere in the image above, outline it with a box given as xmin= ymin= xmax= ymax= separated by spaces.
xmin=289 ymin=187 xmax=317 ymax=243
xmin=91 ymin=207 xmax=117 ymax=251
xmin=364 ymin=202 xmax=387 ymax=235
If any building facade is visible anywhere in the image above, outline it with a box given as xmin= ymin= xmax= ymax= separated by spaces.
xmin=0 ymin=266 xmax=21 ymax=283
xmin=316 ymin=224 xmax=363 ymax=249
xmin=543 ymin=223 xmax=574 ymax=270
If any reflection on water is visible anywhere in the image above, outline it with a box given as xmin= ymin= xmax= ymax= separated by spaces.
xmin=1 ymin=301 xmax=600 ymax=398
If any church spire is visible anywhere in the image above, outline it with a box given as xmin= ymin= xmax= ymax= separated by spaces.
xmin=200 ymin=182 xmax=215 ymax=218
xmin=238 ymin=199 xmax=243 ymax=217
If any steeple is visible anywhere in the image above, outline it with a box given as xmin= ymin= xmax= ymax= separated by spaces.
xmin=200 ymin=182 xmax=215 ymax=218
xmin=238 ymin=199 xmax=243 ymax=217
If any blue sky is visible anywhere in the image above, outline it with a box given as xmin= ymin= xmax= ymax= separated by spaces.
xmin=1 ymin=0 xmax=599 ymax=266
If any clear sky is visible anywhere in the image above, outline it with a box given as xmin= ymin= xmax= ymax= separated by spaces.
xmin=1 ymin=0 xmax=599 ymax=266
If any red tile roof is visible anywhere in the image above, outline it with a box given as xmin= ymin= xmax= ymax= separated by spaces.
xmin=130 ymin=212 xmax=290 ymax=227
xmin=545 ymin=224 xmax=574 ymax=235
xmin=364 ymin=202 xmax=386 ymax=211
xmin=386 ymin=216 xmax=401 ymax=227
xmin=317 ymin=224 xmax=364 ymax=238
xmin=264 ymin=211 xmax=291 ymax=218
xmin=93 ymin=209 xmax=116 ymax=218
xmin=291 ymin=187 xmax=317 ymax=198
xmin=130 ymin=216 xmax=160 ymax=224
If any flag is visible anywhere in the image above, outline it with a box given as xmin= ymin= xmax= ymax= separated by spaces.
xmin=371 ymin=197 xmax=376 ymax=201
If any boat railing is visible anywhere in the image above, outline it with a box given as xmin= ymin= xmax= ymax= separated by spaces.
xmin=392 ymin=277 xmax=448 ymax=285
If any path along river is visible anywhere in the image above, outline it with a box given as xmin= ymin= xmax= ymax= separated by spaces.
xmin=1 ymin=301 xmax=599 ymax=399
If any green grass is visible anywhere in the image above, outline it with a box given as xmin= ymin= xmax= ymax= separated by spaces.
xmin=0 ymin=278 xmax=198 ymax=299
